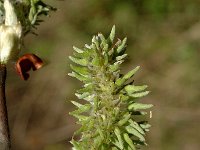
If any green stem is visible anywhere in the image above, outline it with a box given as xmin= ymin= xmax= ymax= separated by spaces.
xmin=0 ymin=64 xmax=11 ymax=150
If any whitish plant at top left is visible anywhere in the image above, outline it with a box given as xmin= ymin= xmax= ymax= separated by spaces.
xmin=0 ymin=0 xmax=55 ymax=149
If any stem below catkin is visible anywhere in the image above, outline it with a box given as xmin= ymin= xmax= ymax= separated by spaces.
xmin=0 ymin=64 xmax=10 ymax=150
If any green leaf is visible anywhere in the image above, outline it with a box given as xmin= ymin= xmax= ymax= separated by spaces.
xmin=71 ymin=101 xmax=83 ymax=108
xmin=116 ymin=54 xmax=127 ymax=61
xmin=73 ymin=50 xmax=90 ymax=58
xmin=70 ymin=104 xmax=91 ymax=115
xmin=128 ymin=120 xmax=145 ymax=135
xmin=125 ymin=85 xmax=148 ymax=94
xmin=70 ymin=65 xmax=89 ymax=75
xmin=112 ymin=138 xmax=122 ymax=150
xmin=123 ymin=66 xmax=140 ymax=80
xmin=94 ymin=136 xmax=103 ymax=148
xmin=92 ymin=54 xmax=101 ymax=66
xmin=123 ymin=133 xmax=136 ymax=150
xmin=140 ymin=123 xmax=152 ymax=129
xmin=98 ymin=33 xmax=107 ymax=50
xmin=77 ymin=84 xmax=93 ymax=93
xmin=92 ymin=36 xmax=100 ymax=50
xmin=114 ymin=60 xmax=124 ymax=66
xmin=109 ymin=63 xmax=120 ymax=72
xmin=132 ymin=111 xmax=148 ymax=115
xmin=74 ymin=119 xmax=94 ymax=135
xmin=112 ymin=147 xmax=118 ymax=150
xmin=108 ymin=47 xmax=115 ymax=56
xmin=125 ymin=126 xmax=145 ymax=142
xmin=71 ymin=114 xmax=88 ymax=121
xmin=71 ymin=139 xmax=83 ymax=150
xmin=97 ymin=127 xmax=104 ymax=140
xmin=127 ymin=146 xmax=133 ymax=150
xmin=128 ymin=103 xmax=153 ymax=111
xmin=114 ymin=127 xmax=124 ymax=149
xmin=104 ymin=52 xmax=109 ymax=66
xmin=85 ymin=44 xmax=92 ymax=49
xmin=118 ymin=113 xmax=131 ymax=126
xmin=75 ymin=92 xmax=90 ymax=99
xmin=129 ymin=91 xmax=150 ymax=98
xmin=109 ymin=25 xmax=116 ymax=44
xmin=116 ymin=37 xmax=127 ymax=54
xmin=120 ymin=94 xmax=129 ymax=101
xmin=103 ymin=43 xmax=109 ymax=52
xmin=115 ymin=66 xmax=140 ymax=86
xmin=68 ymin=72 xmax=90 ymax=82
xmin=73 ymin=46 xmax=84 ymax=53
xmin=83 ymin=94 xmax=95 ymax=102
xmin=69 ymin=56 xmax=88 ymax=66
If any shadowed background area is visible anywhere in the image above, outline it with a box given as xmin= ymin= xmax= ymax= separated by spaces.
xmin=5 ymin=0 xmax=200 ymax=150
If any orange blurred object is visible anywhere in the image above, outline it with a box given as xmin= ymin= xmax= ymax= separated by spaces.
xmin=15 ymin=54 xmax=43 ymax=80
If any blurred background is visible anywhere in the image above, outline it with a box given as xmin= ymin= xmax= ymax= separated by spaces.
xmin=5 ymin=0 xmax=200 ymax=149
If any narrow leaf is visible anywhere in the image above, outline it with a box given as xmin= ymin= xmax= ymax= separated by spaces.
xmin=85 ymin=44 xmax=91 ymax=49
xmin=73 ymin=46 xmax=84 ymax=53
xmin=130 ymin=91 xmax=150 ymax=98
xmin=132 ymin=111 xmax=148 ymax=115
xmin=75 ymin=92 xmax=90 ymax=99
xmin=97 ymin=127 xmax=104 ymax=140
xmin=71 ymin=101 xmax=83 ymax=108
xmin=71 ymin=139 xmax=83 ymax=150
xmin=128 ymin=103 xmax=153 ymax=111
xmin=118 ymin=113 xmax=131 ymax=126
xmin=129 ymin=120 xmax=145 ymax=135
xmin=109 ymin=25 xmax=116 ymax=43
xmin=70 ymin=64 xmax=89 ymax=75
xmin=92 ymin=36 xmax=100 ymax=50
xmin=140 ymin=123 xmax=151 ymax=129
xmin=68 ymin=72 xmax=89 ymax=81
xmin=109 ymin=63 xmax=120 ymax=72
xmin=70 ymin=104 xmax=91 ymax=115
xmin=71 ymin=114 xmax=88 ymax=121
xmin=92 ymin=54 xmax=101 ymax=66
xmin=116 ymin=37 xmax=127 ymax=54
xmin=112 ymin=147 xmax=118 ymax=150
xmin=98 ymin=33 xmax=107 ymax=50
xmin=125 ymin=85 xmax=148 ymax=94
xmin=116 ymin=66 xmax=140 ymax=86
xmin=114 ymin=127 xmax=124 ymax=149
xmin=125 ymin=126 xmax=145 ymax=142
xmin=116 ymin=54 xmax=127 ymax=61
xmin=123 ymin=133 xmax=136 ymax=150
xmin=69 ymin=56 xmax=88 ymax=66
xmin=77 ymin=84 xmax=93 ymax=93
xmin=120 ymin=94 xmax=129 ymax=101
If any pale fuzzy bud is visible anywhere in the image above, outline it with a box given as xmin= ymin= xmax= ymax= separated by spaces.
xmin=0 ymin=0 xmax=22 ymax=64
xmin=4 ymin=0 xmax=18 ymax=26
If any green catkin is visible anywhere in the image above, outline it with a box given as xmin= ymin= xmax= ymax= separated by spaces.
xmin=69 ymin=26 xmax=153 ymax=150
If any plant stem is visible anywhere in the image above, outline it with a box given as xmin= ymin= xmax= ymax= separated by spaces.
xmin=0 ymin=64 xmax=11 ymax=150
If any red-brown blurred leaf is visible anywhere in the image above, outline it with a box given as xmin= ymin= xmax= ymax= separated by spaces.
xmin=15 ymin=54 xmax=43 ymax=80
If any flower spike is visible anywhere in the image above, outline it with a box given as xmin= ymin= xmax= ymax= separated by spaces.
xmin=69 ymin=26 xmax=153 ymax=149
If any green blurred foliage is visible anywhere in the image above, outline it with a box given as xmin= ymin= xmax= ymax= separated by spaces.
xmin=6 ymin=0 xmax=200 ymax=150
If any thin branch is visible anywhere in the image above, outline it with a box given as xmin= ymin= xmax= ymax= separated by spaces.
xmin=0 ymin=64 xmax=11 ymax=150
